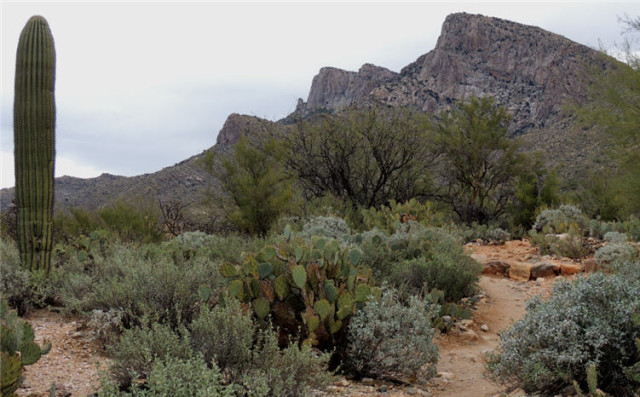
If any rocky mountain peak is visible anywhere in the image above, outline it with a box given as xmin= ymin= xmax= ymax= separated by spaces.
xmin=302 ymin=63 xmax=397 ymax=112
xmin=301 ymin=12 xmax=610 ymax=135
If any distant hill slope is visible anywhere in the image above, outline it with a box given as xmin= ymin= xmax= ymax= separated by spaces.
xmin=0 ymin=13 xmax=616 ymax=213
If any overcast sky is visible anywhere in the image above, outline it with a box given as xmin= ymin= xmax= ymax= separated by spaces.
xmin=2 ymin=1 xmax=640 ymax=189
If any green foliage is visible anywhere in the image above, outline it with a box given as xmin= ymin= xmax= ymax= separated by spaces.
xmin=529 ymin=205 xmax=591 ymax=259
xmin=391 ymin=254 xmax=481 ymax=302
xmin=105 ymin=298 xmax=332 ymax=396
xmin=0 ymin=238 xmax=58 ymax=316
xmin=54 ymin=200 xmax=163 ymax=244
xmin=510 ymin=161 xmax=560 ymax=230
xmin=355 ymin=222 xmax=481 ymax=301
xmin=587 ymin=216 xmax=640 ymax=242
xmin=13 ymin=16 xmax=56 ymax=273
xmin=213 ymin=136 xmax=295 ymax=236
xmin=343 ymin=288 xmax=439 ymax=381
xmin=487 ymin=273 xmax=640 ymax=395
xmin=574 ymin=18 xmax=640 ymax=218
xmin=533 ymin=205 xmax=588 ymax=234
xmin=1 ymin=299 xmax=50 ymax=396
xmin=281 ymin=106 xmax=436 ymax=208
xmin=189 ymin=298 xmax=254 ymax=383
xmin=59 ymin=239 xmax=226 ymax=331
xmin=107 ymin=321 xmax=193 ymax=388
xmin=299 ymin=216 xmax=352 ymax=241
xmin=97 ymin=200 xmax=163 ymax=243
xmin=594 ymin=243 xmax=639 ymax=271
xmin=98 ymin=355 xmax=232 ymax=397
xmin=433 ymin=96 xmax=532 ymax=225
xmin=221 ymin=233 xmax=379 ymax=349
xmin=361 ymin=199 xmax=448 ymax=233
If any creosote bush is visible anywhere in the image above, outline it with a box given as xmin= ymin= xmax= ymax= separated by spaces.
xmin=343 ymin=288 xmax=439 ymax=382
xmin=487 ymin=272 xmax=640 ymax=395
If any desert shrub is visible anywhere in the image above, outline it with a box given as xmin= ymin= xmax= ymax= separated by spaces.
xmin=299 ymin=215 xmax=352 ymax=241
xmin=0 ymin=239 xmax=33 ymax=314
xmin=603 ymin=230 xmax=629 ymax=243
xmin=0 ymin=238 xmax=60 ymax=315
xmin=107 ymin=322 xmax=193 ymax=387
xmin=162 ymin=231 xmax=273 ymax=266
xmin=97 ymin=355 xmax=232 ymax=397
xmin=390 ymin=253 xmax=481 ymax=302
xmin=454 ymin=223 xmax=512 ymax=244
xmin=60 ymin=241 xmax=224 ymax=330
xmin=361 ymin=199 xmax=448 ymax=233
xmin=0 ymin=202 xmax=18 ymax=242
xmin=533 ymin=205 xmax=587 ymax=234
xmin=87 ymin=309 xmax=125 ymax=346
xmin=355 ymin=228 xmax=404 ymax=280
xmin=105 ymin=299 xmax=332 ymax=396
xmin=54 ymin=201 xmax=163 ymax=244
xmin=529 ymin=225 xmax=589 ymax=260
xmin=550 ymin=230 xmax=590 ymax=260
xmin=189 ymin=298 xmax=254 ymax=383
xmin=487 ymin=272 xmax=640 ymax=395
xmin=236 ymin=329 xmax=332 ymax=397
xmin=97 ymin=200 xmax=163 ymax=243
xmin=485 ymin=227 xmax=511 ymax=244
xmin=588 ymin=217 xmax=640 ymax=242
xmin=342 ymin=287 xmax=439 ymax=381
xmin=594 ymin=243 xmax=639 ymax=271
xmin=354 ymin=223 xmax=481 ymax=299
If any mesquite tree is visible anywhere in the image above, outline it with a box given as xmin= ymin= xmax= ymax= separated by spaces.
xmin=13 ymin=16 xmax=56 ymax=272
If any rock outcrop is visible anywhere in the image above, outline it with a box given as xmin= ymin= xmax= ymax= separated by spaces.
xmin=305 ymin=64 xmax=397 ymax=111
xmin=298 ymin=13 xmax=611 ymax=136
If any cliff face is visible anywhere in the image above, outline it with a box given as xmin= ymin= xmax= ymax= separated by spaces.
xmin=305 ymin=64 xmax=397 ymax=110
xmin=298 ymin=13 xmax=609 ymax=135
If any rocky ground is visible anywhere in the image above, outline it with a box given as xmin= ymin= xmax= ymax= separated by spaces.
xmin=16 ymin=240 xmax=578 ymax=397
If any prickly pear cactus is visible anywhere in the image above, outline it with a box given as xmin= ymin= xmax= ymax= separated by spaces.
xmin=1 ymin=300 xmax=50 ymax=396
xmin=13 ymin=15 xmax=57 ymax=272
xmin=220 ymin=232 xmax=380 ymax=349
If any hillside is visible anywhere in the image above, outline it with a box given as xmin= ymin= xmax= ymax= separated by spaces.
xmin=0 ymin=12 xmax=616 ymax=213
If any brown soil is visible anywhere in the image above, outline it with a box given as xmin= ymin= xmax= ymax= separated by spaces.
xmin=15 ymin=240 xmax=575 ymax=397
xmin=15 ymin=310 xmax=108 ymax=397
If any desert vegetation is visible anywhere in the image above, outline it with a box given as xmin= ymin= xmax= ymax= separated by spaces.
xmin=2 ymin=13 xmax=640 ymax=397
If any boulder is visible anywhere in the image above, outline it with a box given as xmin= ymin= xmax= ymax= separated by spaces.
xmin=530 ymin=262 xmax=560 ymax=278
xmin=560 ymin=262 xmax=583 ymax=275
xmin=482 ymin=260 xmax=511 ymax=276
xmin=509 ymin=262 xmax=531 ymax=281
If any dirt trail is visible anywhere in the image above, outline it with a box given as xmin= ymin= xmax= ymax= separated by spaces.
xmin=16 ymin=240 xmax=567 ymax=397
xmin=16 ymin=310 xmax=107 ymax=397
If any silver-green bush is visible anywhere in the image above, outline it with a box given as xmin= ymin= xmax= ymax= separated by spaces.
xmin=343 ymin=288 xmax=439 ymax=381
xmin=594 ymin=243 xmax=639 ymax=271
xmin=603 ymin=231 xmax=629 ymax=243
xmin=299 ymin=215 xmax=352 ymax=241
xmin=533 ymin=205 xmax=587 ymax=234
xmin=487 ymin=272 xmax=640 ymax=395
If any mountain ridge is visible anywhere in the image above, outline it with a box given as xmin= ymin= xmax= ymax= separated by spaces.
xmin=0 ymin=12 xmax=616 ymax=213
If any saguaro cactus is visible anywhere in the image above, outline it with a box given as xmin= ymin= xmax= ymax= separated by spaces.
xmin=13 ymin=15 xmax=56 ymax=272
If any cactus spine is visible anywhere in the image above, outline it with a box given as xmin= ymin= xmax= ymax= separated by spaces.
xmin=13 ymin=15 xmax=56 ymax=272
